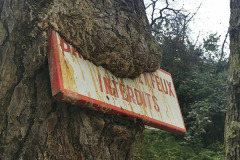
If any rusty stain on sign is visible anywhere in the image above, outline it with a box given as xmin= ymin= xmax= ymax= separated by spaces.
xmin=48 ymin=30 xmax=186 ymax=134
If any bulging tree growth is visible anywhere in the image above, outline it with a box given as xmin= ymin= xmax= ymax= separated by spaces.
xmin=0 ymin=0 xmax=161 ymax=159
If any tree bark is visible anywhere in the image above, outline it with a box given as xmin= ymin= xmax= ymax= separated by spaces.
xmin=0 ymin=0 xmax=159 ymax=159
xmin=225 ymin=0 xmax=240 ymax=159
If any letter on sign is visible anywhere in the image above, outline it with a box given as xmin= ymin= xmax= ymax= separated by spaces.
xmin=48 ymin=30 xmax=186 ymax=134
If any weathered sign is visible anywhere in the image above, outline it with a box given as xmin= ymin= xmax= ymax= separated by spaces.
xmin=48 ymin=30 xmax=186 ymax=134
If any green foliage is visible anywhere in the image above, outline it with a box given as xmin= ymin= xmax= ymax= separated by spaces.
xmin=140 ymin=2 xmax=228 ymax=158
xmin=203 ymin=33 xmax=220 ymax=52
xmin=183 ymin=68 xmax=227 ymax=144
xmin=159 ymin=32 xmax=228 ymax=145
xmin=203 ymin=33 xmax=221 ymax=61
xmin=132 ymin=130 xmax=225 ymax=160
xmin=133 ymin=28 xmax=228 ymax=159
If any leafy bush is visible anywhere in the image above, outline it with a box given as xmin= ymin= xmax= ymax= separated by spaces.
xmin=132 ymin=130 xmax=225 ymax=160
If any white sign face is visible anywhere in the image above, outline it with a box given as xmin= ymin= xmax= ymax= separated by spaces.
xmin=48 ymin=30 xmax=186 ymax=134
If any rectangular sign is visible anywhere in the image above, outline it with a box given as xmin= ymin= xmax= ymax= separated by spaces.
xmin=48 ymin=30 xmax=186 ymax=134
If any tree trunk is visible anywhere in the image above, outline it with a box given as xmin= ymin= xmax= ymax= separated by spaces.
xmin=0 ymin=0 xmax=160 ymax=159
xmin=225 ymin=0 xmax=240 ymax=159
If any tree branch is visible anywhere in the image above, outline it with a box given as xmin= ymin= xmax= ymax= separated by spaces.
xmin=219 ymin=31 xmax=229 ymax=62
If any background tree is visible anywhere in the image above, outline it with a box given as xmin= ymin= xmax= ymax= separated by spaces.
xmin=0 ymin=0 xmax=161 ymax=159
xmin=132 ymin=0 xmax=229 ymax=159
xmin=224 ymin=0 xmax=240 ymax=159
xmin=145 ymin=0 xmax=228 ymax=145
xmin=133 ymin=31 xmax=228 ymax=160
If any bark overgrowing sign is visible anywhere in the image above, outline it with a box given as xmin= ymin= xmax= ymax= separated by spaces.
xmin=48 ymin=30 xmax=186 ymax=134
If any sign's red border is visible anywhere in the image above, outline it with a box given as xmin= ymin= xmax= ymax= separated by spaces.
xmin=48 ymin=30 xmax=186 ymax=134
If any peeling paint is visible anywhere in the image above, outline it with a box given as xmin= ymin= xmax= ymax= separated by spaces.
xmin=57 ymin=35 xmax=78 ymax=93
xmin=49 ymin=30 xmax=186 ymax=134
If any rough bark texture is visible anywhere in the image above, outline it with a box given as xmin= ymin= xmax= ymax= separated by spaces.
xmin=0 ymin=0 xmax=159 ymax=159
xmin=40 ymin=0 xmax=161 ymax=78
xmin=225 ymin=0 xmax=240 ymax=159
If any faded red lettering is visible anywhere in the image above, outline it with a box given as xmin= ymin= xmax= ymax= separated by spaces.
xmin=143 ymin=74 xmax=148 ymax=86
xmin=127 ymin=85 xmax=136 ymax=104
xmin=119 ymin=83 xmax=128 ymax=101
xmin=160 ymin=78 xmax=168 ymax=94
xmin=155 ymin=75 xmax=162 ymax=92
xmin=103 ymin=77 xmax=113 ymax=96
xmin=72 ymin=48 xmax=82 ymax=58
xmin=60 ymin=38 xmax=70 ymax=53
xmin=145 ymin=93 xmax=152 ymax=109
xmin=112 ymin=80 xmax=119 ymax=98
xmin=98 ymin=74 xmax=103 ymax=92
xmin=152 ymin=95 xmax=160 ymax=112
xmin=167 ymin=81 xmax=175 ymax=97
xmin=150 ymin=74 xmax=155 ymax=89
xmin=139 ymin=75 xmax=143 ymax=85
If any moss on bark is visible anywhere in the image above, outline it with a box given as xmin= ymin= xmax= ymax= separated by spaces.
xmin=0 ymin=0 xmax=159 ymax=159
